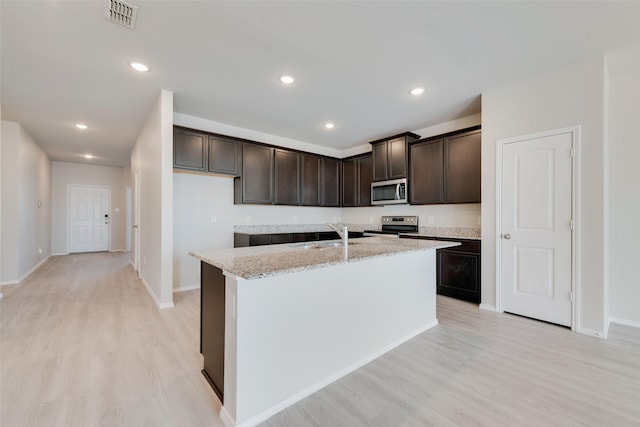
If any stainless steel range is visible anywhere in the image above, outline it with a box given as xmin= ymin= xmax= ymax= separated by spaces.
xmin=363 ymin=216 xmax=419 ymax=237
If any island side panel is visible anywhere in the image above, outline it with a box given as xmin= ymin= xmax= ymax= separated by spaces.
xmin=229 ymin=250 xmax=437 ymax=425
xmin=201 ymin=261 xmax=225 ymax=402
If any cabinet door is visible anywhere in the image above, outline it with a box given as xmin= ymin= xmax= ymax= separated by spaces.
xmin=208 ymin=136 xmax=239 ymax=175
xmin=409 ymin=139 xmax=444 ymax=204
xmin=437 ymin=250 xmax=481 ymax=303
xmin=342 ymin=158 xmax=357 ymax=207
xmin=274 ymin=149 xmax=301 ymax=205
xmin=241 ymin=143 xmax=274 ymax=204
xmin=372 ymin=142 xmax=388 ymax=182
xmin=301 ymin=154 xmax=321 ymax=206
xmin=201 ymin=262 xmax=225 ymax=400
xmin=321 ymin=157 xmax=340 ymax=207
xmin=174 ymin=128 xmax=207 ymax=171
xmin=387 ymin=137 xmax=408 ymax=179
xmin=357 ymin=154 xmax=373 ymax=206
xmin=444 ymin=130 xmax=481 ymax=203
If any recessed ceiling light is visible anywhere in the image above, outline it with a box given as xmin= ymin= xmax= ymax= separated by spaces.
xmin=75 ymin=123 xmax=88 ymax=129
xmin=410 ymin=87 xmax=425 ymax=96
xmin=129 ymin=61 xmax=150 ymax=72
xmin=324 ymin=122 xmax=335 ymax=129
xmin=84 ymin=154 xmax=95 ymax=159
xmin=280 ymin=75 xmax=295 ymax=84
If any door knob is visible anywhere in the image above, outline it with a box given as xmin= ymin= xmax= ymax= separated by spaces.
xmin=503 ymin=234 xmax=511 ymax=239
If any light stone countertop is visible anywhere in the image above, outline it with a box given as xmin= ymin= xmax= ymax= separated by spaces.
xmin=190 ymin=237 xmax=460 ymax=280
xmin=233 ymin=224 xmax=481 ymax=240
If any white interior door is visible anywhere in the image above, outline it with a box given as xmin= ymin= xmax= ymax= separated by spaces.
xmin=69 ymin=185 xmax=110 ymax=253
xmin=500 ymin=131 xmax=573 ymax=326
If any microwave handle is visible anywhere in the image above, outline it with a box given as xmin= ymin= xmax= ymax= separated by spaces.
xmin=395 ymin=184 xmax=400 ymax=200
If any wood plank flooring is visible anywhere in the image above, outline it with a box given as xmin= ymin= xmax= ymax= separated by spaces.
xmin=2 ymin=252 xmax=639 ymax=426
xmin=1 ymin=253 xmax=222 ymax=427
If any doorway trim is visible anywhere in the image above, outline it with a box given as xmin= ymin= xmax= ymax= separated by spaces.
xmin=495 ymin=126 xmax=581 ymax=331
xmin=67 ymin=184 xmax=112 ymax=253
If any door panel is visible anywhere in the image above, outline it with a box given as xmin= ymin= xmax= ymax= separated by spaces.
xmin=501 ymin=131 xmax=572 ymax=326
xmin=69 ymin=185 xmax=110 ymax=253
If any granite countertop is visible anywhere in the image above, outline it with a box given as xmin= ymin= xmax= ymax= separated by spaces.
xmin=400 ymin=229 xmax=481 ymax=241
xmin=190 ymin=237 xmax=459 ymax=280
xmin=233 ymin=224 xmax=480 ymax=240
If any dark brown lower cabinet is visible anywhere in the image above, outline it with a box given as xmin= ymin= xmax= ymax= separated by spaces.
xmin=436 ymin=239 xmax=481 ymax=303
xmin=401 ymin=236 xmax=480 ymax=303
xmin=234 ymin=231 xmax=364 ymax=247
xmin=201 ymin=262 xmax=225 ymax=401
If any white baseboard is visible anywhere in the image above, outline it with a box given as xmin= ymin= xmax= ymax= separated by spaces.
xmin=139 ymin=274 xmax=175 ymax=309
xmin=174 ymin=283 xmax=200 ymax=293
xmin=51 ymin=252 xmax=69 ymax=256
xmin=1 ymin=256 xmax=51 ymax=286
xmin=609 ymin=317 xmax=640 ymax=329
xmin=479 ymin=303 xmax=496 ymax=312
xmin=575 ymin=327 xmax=607 ymax=339
xmin=222 ymin=319 xmax=439 ymax=427
xmin=219 ymin=407 xmax=235 ymax=427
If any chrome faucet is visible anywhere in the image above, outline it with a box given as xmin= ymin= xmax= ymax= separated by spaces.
xmin=327 ymin=223 xmax=348 ymax=247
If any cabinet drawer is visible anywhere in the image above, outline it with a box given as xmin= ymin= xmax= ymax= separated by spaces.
xmin=270 ymin=233 xmax=292 ymax=244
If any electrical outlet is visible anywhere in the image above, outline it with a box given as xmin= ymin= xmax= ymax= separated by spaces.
xmin=210 ymin=215 xmax=217 ymax=224
xmin=38 ymin=247 xmax=43 ymax=254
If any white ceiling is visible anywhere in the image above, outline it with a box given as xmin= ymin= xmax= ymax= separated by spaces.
xmin=2 ymin=1 xmax=640 ymax=167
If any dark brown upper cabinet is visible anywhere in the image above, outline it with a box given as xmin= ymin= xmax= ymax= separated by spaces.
xmin=174 ymin=127 xmax=239 ymax=175
xmin=174 ymin=127 xmax=208 ymax=171
xmin=274 ymin=149 xmax=301 ymax=205
xmin=444 ymin=129 xmax=481 ymax=203
xmin=320 ymin=157 xmax=340 ymax=207
xmin=370 ymin=132 xmax=420 ymax=182
xmin=342 ymin=154 xmax=372 ymax=207
xmin=208 ymin=135 xmax=240 ymax=175
xmin=409 ymin=127 xmax=481 ymax=205
xmin=409 ymin=139 xmax=445 ymax=204
xmin=301 ymin=153 xmax=321 ymax=206
xmin=235 ymin=142 xmax=274 ymax=204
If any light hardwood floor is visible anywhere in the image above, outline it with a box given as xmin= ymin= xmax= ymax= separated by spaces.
xmin=2 ymin=252 xmax=639 ymax=426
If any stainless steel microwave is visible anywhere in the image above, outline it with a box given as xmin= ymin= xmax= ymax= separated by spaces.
xmin=371 ymin=178 xmax=408 ymax=205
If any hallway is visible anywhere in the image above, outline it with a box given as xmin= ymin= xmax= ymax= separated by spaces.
xmin=0 ymin=253 xmax=221 ymax=426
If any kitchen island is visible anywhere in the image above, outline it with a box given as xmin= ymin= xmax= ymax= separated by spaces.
xmin=190 ymin=237 xmax=458 ymax=427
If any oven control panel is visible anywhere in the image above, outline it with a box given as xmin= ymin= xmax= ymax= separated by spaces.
xmin=381 ymin=216 xmax=418 ymax=226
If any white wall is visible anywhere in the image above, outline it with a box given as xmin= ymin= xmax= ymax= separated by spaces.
xmin=131 ymin=90 xmax=174 ymax=308
xmin=482 ymin=58 xmax=608 ymax=337
xmin=1 ymin=121 xmax=51 ymax=284
xmin=341 ymin=204 xmax=480 ymax=229
xmin=173 ymin=172 xmax=341 ymax=290
xmin=1 ymin=121 xmax=20 ymax=283
xmin=51 ymin=161 xmax=128 ymax=254
xmin=608 ymin=63 xmax=640 ymax=326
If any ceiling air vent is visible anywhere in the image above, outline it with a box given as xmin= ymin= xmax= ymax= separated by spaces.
xmin=105 ymin=0 xmax=138 ymax=29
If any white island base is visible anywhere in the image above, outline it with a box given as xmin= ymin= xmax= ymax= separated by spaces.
xmin=220 ymin=249 xmax=437 ymax=427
